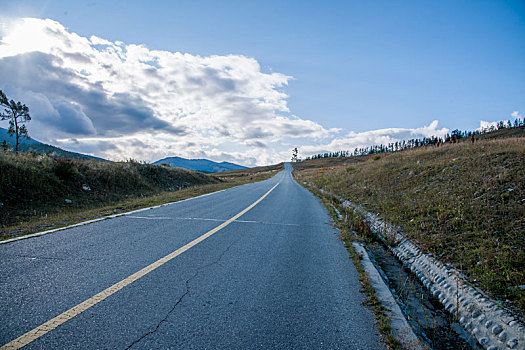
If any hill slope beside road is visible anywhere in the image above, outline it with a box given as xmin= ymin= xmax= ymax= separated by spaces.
xmin=294 ymin=135 xmax=525 ymax=316
xmin=0 ymin=163 xmax=384 ymax=349
xmin=0 ymin=152 xmax=219 ymax=238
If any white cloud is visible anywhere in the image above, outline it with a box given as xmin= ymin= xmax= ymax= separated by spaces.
xmin=477 ymin=112 xmax=522 ymax=132
xmin=0 ymin=17 xmax=464 ymax=167
xmin=0 ymin=18 xmax=336 ymax=165
xmin=477 ymin=120 xmax=498 ymax=131
xmin=511 ymin=111 xmax=522 ymax=119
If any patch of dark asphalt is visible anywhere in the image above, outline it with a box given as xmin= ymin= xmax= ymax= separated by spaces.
xmin=125 ymin=237 xmax=240 ymax=349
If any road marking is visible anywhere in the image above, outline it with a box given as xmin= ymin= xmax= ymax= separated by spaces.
xmin=127 ymin=216 xmax=226 ymax=222
xmin=127 ymin=216 xmax=255 ymax=223
xmin=126 ymin=216 xmax=319 ymax=227
xmin=1 ymin=182 xmax=280 ymax=350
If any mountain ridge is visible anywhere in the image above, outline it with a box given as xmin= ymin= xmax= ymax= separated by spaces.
xmin=0 ymin=127 xmax=105 ymax=161
xmin=153 ymin=156 xmax=246 ymax=173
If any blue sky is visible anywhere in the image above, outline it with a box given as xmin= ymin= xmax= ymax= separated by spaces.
xmin=0 ymin=1 xmax=524 ymax=164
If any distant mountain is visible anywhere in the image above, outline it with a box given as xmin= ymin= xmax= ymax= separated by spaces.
xmin=153 ymin=156 xmax=246 ymax=173
xmin=0 ymin=127 xmax=106 ymax=161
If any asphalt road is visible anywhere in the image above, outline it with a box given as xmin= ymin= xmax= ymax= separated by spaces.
xmin=0 ymin=163 xmax=384 ymax=349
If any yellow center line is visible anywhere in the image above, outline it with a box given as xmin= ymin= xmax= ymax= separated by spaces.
xmin=1 ymin=182 xmax=280 ymax=350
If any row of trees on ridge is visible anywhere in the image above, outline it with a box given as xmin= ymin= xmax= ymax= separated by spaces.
xmin=303 ymin=118 xmax=525 ymax=161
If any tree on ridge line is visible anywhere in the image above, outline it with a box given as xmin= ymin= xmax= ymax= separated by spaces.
xmin=291 ymin=147 xmax=298 ymax=162
xmin=0 ymin=89 xmax=31 ymax=154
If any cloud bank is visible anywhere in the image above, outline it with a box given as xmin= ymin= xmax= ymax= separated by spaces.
xmin=0 ymin=18 xmax=448 ymax=165
xmin=300 ymin=120 xmax=449 ymax=156
xmin=477 ymin=111 xmax=522 ymax=132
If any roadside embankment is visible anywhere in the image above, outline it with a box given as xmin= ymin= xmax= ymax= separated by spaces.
xmin=0 ymin=152 xmax=282 ymax=240
xmin=312 ymin=183 xmax=523 ymax=349
xmin=293 ymin=136 xmax=524 ymax=349
xmin=343 ymin=196 xmax=524 ymax=350
xmin=294 ymin=137 xmax=525 ymax=316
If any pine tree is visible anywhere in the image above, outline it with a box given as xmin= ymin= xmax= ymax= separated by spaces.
xmin=291 ymin=147 xmax=298 ymax=162
xmin=0 ymin=90 xmax=31 ymax=154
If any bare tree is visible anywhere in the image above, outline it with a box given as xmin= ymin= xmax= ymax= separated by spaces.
xmin=0 ymin=90 xmax=31 ymax=153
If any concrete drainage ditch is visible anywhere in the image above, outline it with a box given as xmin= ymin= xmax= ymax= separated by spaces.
xmin=321 ymin=187 xmax=524 ymax=350
xmin=366 ymin=241 xmax=479 ymax=349
xmin=338 ymin=196 xmax=525 ymax=350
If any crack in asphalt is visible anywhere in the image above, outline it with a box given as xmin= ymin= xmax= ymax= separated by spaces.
xmin=124 ymin=238 xmax=239 ymax=349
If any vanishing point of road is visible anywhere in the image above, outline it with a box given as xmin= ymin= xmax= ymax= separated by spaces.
xmin=0 ymin=163 xmax=384 ymax=349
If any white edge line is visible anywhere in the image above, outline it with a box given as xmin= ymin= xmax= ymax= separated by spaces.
xmin=0 ymin=185 xmax=244 ymax=245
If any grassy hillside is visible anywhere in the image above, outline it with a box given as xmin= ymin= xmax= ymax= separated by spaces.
xmin=293 ymin=154 xmax=371 ymax=171
xmin=294 ymin=136 xmax=525 ymax=315
xmin=1 ymin=152 xmax=281 ymax=239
